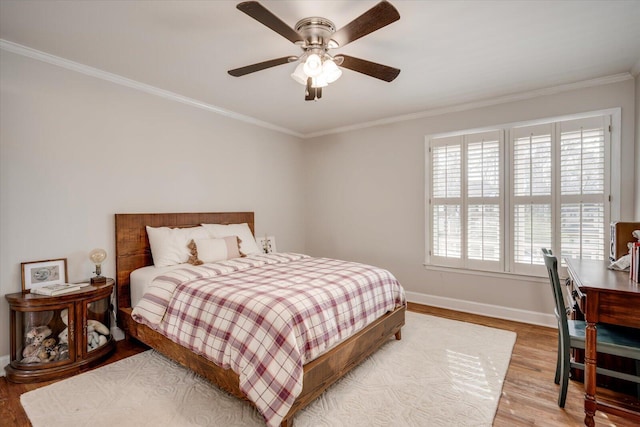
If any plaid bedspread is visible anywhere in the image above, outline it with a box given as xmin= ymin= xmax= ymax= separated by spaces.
xmin=132 ymin=253 xmax=405 ymax=427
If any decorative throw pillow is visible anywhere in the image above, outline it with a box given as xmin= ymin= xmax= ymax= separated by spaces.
xmin=146 ymin=225 xmax=209 ymax=267
xmin=201 ymin=223 xmax=261 ymax=255
xmin=192 ymin=236 xmax=243 ymax=263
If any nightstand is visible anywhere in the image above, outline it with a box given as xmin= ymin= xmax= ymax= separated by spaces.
xmin=4 ymin=279 xmax=116 ymax=383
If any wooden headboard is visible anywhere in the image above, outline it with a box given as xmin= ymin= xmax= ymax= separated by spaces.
xmin=114 ymin=212 xmax=254 ymax=311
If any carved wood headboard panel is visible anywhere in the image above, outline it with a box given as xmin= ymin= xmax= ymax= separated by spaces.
xmin=114 ymin=212 xmax=254 ymax=310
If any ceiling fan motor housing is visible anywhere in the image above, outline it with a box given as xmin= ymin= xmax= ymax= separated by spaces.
xmin=294 ymin=17 xmax=336 ymax=49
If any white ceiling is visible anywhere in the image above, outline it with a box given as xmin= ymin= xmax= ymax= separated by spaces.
xmin=1 ymin=1 xmax=640 ymax=137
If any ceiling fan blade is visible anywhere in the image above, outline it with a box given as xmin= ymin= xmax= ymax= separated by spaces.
xmin=237 ymin=1 xmax=302 ymax=44
xmin=336 ymin=55 xmax=400 ymax=82
xmin=228 ymin=56 xmax=293 ymax=77
xmin=329 ymin=0 xmax=400 ymax=48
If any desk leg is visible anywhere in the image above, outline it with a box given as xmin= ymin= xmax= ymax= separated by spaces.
xmin=584 ymin=320 xmax=597 ymax=427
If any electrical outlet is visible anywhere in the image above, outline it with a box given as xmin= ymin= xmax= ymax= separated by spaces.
xmin=256 ymin=236 xmax=277 ymax=254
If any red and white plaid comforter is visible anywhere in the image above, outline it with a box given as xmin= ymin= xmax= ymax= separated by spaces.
xmin=131 ymin=253 xmax=405 ymax=427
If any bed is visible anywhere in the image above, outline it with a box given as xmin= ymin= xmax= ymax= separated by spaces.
xmin=115 ymin=212 xmax=406 ymax=427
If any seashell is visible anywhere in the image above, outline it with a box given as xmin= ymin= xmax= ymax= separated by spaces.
xmin=58 ymin=328 xmax=68 ymax=344
xmin=26 ymin=326 xmax=52 ymax=344
xmin=21 ymin=355 xmax=40 ymax=364
xmin=87 ymin=331 xmax=101 ymax=351
xmin=22 ymin=343 xmax=38 ymax=358
xmin=55 ymin=344 xmax=69 ymax=361
xmin=87 ymin=319 xmax=109 ymax=335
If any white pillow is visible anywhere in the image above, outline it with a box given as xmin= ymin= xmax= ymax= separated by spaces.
xmin=146 ymin=225 xmax=209 ymax=267
xmin=194 ymin=237 xmax=242 ymax=263
xmin=201 ymin=223 xmax=260 ymax=255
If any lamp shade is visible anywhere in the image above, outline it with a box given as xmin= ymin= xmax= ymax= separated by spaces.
xmin=303 ymin=53 xmax=323 ymax=77
xmin=311 ymin=75 xmax=328 ymax=88
xmin=290 ymin=63 xmax=307 ymax=85
xmin=322 ymin=59 xmax=342 ymax=83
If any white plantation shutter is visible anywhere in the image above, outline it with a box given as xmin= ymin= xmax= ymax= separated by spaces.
xmin=428 ymin=131 xmax=502 ymax=270
xmin=433 ymin=205 xmax=461 ymax=259
xmin=560 ymin=203 xmax=604 ymax=260
xmin=426 ymin=111 xmax=612 ymax=276
xmin=467 ymin=205 xmax=500 ymax=260
xmin=466 ymin=131 xmax=502 ymax=271
xmin=511 ymin=124 xmax=553 ymax=274
xmin=430 ymin=137 xmax=463 ymax=266
xmin=558 ymin=116 xmax=608 ymax=261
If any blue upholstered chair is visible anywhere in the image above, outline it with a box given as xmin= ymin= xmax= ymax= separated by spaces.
xmin=541 ymin=248 xmax=640 ymax=408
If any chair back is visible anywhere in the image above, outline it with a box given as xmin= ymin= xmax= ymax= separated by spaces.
xmin=542 ymin=249 xmax=571 ymax=342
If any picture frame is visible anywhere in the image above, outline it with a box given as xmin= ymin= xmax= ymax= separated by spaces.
xmin=256 ymin=236 xmax=277 ymax=254
xmin=21 ymin=258 xmax=68 ymax=292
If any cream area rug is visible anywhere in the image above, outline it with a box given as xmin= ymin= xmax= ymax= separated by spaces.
xmin=21 ymin=312 xmax=516 ymax=427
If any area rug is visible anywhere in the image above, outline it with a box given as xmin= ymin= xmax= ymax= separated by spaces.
xmin=21 ymin=311 xmax=516 ymax=427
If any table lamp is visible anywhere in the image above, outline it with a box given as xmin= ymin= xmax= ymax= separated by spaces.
xmin=89 ymin=248 xmax=107 ymax=284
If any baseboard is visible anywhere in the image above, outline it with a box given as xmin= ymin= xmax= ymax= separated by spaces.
xmin=0 ymin=354 xmax=9 ymax=376
xmin=406 ymin=291 xmax=557 ymax=328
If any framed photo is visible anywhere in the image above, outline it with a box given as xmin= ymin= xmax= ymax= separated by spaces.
xmin=21 ymin=258 xmax=68 ymax=292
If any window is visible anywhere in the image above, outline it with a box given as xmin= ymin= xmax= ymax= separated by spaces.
xmin=426 ymin=112 xmax=614 ymax=276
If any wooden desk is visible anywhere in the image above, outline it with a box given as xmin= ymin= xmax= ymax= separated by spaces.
xmin=566 ymin=258 xmax=640 ymax=426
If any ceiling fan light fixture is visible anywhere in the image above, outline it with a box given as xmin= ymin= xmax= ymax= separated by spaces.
xmin=311 ymin=74 xmax=328 ymax=88
xmin=290 ymin=63 xmax=308 ymax=85
xmin=303 ymin=53 xmax=323 ymax=77
xmin=322 ymin=59 xmax=342 ymax=83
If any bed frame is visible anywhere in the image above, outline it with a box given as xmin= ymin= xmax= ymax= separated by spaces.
xmin=114 ymin=212 xmax=405 ymax=427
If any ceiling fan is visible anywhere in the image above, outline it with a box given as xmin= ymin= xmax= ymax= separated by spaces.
xmin=228 ymin=0 xmax=401 ymax=101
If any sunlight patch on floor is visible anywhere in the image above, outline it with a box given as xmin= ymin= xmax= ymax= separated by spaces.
xmin=446 ymin=349 xmax=496 ymax=400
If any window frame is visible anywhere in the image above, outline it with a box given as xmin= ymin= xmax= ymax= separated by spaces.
xmin=425 ymin=108 xmax=620 ymax=278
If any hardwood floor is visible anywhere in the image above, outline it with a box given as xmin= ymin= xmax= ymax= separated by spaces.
xmin=1 ymin=303 xmax=638 ymax=426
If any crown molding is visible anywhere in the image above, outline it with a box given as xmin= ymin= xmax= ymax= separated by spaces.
xmin=0 ymin=39 xmax=304 ymax=138
xmin=305 ymin=72 xmax=634 ymax=138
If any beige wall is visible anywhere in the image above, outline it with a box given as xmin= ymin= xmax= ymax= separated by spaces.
xmin=0 ymin=52 xmax=306 ymax=356
xmin=303 ymin=79 xmax=636 ymax=323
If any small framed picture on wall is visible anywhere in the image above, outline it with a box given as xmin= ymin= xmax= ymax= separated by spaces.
xmin=21 ymin=258 xmax=68 ymax=292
